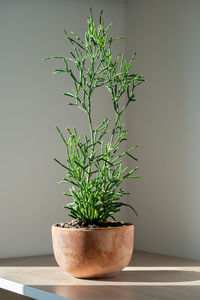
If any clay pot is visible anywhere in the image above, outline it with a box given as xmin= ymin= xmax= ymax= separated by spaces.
xmin=52 ymin=223 xmax=134 ymax=278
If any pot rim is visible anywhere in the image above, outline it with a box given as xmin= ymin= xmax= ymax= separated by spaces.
xmin=52 ymin=222 xmax=134 ymax=231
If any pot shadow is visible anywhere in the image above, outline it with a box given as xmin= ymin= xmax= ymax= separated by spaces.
xmin=100 ymin=269 xmax=200 ymax=282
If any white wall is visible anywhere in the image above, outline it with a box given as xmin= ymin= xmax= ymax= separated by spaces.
xmin=2 ymin=0 xmax=200 ymax=261
xmin=126 ymin=0 xmax=200 ymax=260
xmin=0 ymin=0 xmax=126 ymax=258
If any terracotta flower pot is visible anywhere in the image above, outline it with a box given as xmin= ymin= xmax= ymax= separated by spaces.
xmin=52 ymin=223 xmax=134 ymax=278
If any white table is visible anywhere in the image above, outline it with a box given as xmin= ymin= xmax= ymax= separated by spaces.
xmin=1 ymin=250 xmax=200 ymax=300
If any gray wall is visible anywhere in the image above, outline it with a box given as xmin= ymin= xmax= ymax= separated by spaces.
xmin=1 ymin=0 xmax=200 ymax=261
xmin=126 ymin=0 xmax=200 ymax=260
xmin=0 ymin=0 xmax=125 ymax=258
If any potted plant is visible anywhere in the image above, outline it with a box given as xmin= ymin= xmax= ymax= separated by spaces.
xmin=44 ymin=9 xmax=144 ymax=279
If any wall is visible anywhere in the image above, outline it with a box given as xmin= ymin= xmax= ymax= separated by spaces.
xmin=2 ymin=0 xmax=200 ymax=261
xmin=126 ymin=0 xmax=200 ymax=260
xmin=0 ymin=0 xmax=126 ymax=258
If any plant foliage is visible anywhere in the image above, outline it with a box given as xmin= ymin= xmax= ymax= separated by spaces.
xmin=44 ymin=9 xmax=144 ymax=224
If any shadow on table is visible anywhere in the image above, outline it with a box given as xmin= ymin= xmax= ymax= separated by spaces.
xmin=105 ymin=269 xmax=200 ymax=282
xmin=24 ymin=284 xmax=200 ymax=300
xmin=0 ymin=255 xmax=57 ymax=267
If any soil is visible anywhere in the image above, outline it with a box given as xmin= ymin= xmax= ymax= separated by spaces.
xmin=55 ymin=220 xmax=132 ymax=229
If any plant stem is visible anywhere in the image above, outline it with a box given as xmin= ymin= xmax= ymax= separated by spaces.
xmin=111 ymin=113 xmax=120 ymax=145
xmin=87 ymin=95 xmax=95 ymax=184
xmin=88 ymin=111 xmax=94 ymax=145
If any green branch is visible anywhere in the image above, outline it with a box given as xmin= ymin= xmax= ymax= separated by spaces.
xmin=44 ymin=9 xmax=145 ymax=224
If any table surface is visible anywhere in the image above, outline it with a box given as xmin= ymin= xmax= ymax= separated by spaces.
xmin=0 ymin=250 xmax=200 ymax=300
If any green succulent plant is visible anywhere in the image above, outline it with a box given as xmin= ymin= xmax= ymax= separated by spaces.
xmin=44 ymin=9 xmax=144 ymax=224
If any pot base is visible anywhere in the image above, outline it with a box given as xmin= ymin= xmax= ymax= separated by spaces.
xmin=74 ymin=271 xmax=120 ymax=279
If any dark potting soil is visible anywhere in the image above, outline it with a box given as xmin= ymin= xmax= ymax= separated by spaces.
xmin=55 ymin=220 xmax=132 ymax=229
